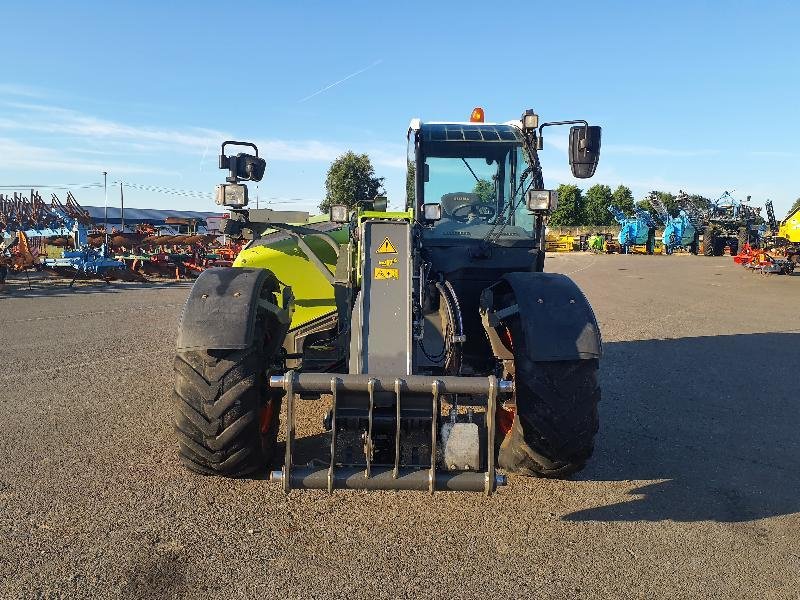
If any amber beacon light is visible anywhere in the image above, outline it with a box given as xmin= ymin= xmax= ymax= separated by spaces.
xmin=469 ymin=107 xmax=485 ymax=123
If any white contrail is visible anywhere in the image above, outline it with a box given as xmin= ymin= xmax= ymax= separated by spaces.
xmin=298 ymin=59 xmax=382 ymax=103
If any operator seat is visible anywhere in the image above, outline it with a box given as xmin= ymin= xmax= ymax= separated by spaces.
xmin=440 ymin=192 xmax=481 ymax=218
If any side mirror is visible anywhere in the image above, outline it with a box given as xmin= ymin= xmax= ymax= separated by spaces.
xmin=330 ymin=205 xmax=349 ymax=223
xmin=423 ymin=203 xmax=442 ymax=221
xmin=526 ymin=189 xmax=558 ymax=213
xmin=569 ymin=125 xmax=601 ymax=178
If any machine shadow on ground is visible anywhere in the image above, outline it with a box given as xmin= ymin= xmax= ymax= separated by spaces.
xmin=568 ymin=331 xmax=800 ymax=523
xmin=273 ymin=332 xmax=800 ymax=523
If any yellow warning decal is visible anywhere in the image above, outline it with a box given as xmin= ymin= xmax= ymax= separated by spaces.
xmin=378 ymin=257 xmax=398 ymax=267
xmin=374 ymin=267 xmax=399 ymax=280
xmin=376 ymin=237 xmax=397 ymax=254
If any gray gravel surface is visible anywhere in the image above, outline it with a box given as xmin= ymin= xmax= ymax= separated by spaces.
xmin=1 ymin=256 xmax=799 ymax=599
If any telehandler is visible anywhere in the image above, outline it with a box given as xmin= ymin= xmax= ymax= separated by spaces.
xmin=174 ymin=109 xmax=602 ymax=494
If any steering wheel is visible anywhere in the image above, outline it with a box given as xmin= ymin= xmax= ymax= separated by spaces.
xmin=450 ymin=201 xmax=497 ymax=222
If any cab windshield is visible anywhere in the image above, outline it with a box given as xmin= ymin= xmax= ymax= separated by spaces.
xmin=421 ymin=142 xmax=534 ymax=241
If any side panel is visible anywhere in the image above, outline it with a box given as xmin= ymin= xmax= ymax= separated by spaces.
xmin=233 ymin=234 xmax=341 ymax=329
xmin=501 ymin=272 xmax=601 ymax=361
xmin=176 ymin=267 xmax=269 ymax=351
xmin=351 ymin=220 xmax=412 ymax=375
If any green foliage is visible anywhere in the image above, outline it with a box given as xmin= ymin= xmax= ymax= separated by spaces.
xmin=549 ymin=184 xmax=584 ymax=226
xmin=405 ymin=161 xmax=416 ymax=210
xmin=642 ymin=190 xmax=678 ymax=215
xmin=635 ymin=198 xmax=653 ymax=213
xmin=686 ymin=194 xmax=712 ymax=212
xmin=320 ymin=151 xmax=384 ymax=213
xmin=584 ymin=184 xmax=614 ymax=225
xmin=473 ymin=178 xmax=495 ymax=202
xmin=611 ymin=185 xmax=635 ymax=214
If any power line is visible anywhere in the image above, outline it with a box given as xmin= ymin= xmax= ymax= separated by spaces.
xmin=0 ymin=180 xmax=321 ymax=205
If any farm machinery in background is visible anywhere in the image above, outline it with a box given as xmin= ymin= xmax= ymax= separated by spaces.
xmin=0 ymin=190 xmax=139 ymax=284
xmin=702 ymin=191 xmax=762 ymax=256
xmin=0 ymin=189 xmax=248 ymax=284
xmin=607 ymin=204 xmax=658 ymax=254
xmin=764 ymin=199 xmax=800 ymax=264
xmin=651 ymin=191 xmax=699 ymax=254
xmin=733 ymin=199 xmax=800 ymax=275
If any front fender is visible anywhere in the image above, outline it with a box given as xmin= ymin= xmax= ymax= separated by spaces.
xmin=176 ymin=267 xmax=272 ymax=351
xmin=485 ymin=272 xmax=601 ymax=361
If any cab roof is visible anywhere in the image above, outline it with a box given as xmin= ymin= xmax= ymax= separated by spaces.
xmin=418 ymin=122 xmax=523 ymax=143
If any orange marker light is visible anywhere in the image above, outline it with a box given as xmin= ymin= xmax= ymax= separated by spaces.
xmin=470 ymin=107 xmax=485 ymax=123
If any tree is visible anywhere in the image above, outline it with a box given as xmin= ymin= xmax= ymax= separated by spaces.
xmin=549 ymin=184 xmax=584 ymax=226
xmin=686 ymin=193 xmax=712 ymax=212
xmin=584 ymin=184 xmax=614 ymax=225
xmin=611 ymin=185 xmax=635 ymax=214
xmin=635 ymin=197 xmax=653 ymax=214
xmin=638 ymin=190 xmax=677 ymax=216
xmin=473 ymin=178 xmax=495 ymax=202
xmin=405 ymin=160 xmax=416 ymax=210
xmin=320 ymin=151 xmax=384 ymax=213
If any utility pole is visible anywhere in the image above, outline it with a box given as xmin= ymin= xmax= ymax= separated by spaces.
xmin=103 ymin=171 xmax=108 ymax=249
xmin=120 ymin=182 xmax=125 ymax=231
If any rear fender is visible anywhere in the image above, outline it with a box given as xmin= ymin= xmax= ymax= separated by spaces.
xmin=480 ymin=272 xmax=601 ymax=361
xmin=177 ymin=267 xmax=285 ymax=351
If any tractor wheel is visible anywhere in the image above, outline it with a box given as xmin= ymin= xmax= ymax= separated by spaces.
xmin=173 ymin=316 xmax=282 ymax=477
xmin=498 ymin=316 xmax=599 ymax=477
xmin=703 ymin=227 xmax=716 ymax=256
xmin=738 ymin=227 xmax=749 ymax=253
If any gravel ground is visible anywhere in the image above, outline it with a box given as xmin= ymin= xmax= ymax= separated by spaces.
xmin=1 ymin=255 xmax=799 ymax=600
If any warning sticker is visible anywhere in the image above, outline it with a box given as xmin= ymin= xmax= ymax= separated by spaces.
xmin=378 ymin=257 xmax=398 ymax=267
xmin=376 ymin=237 xmax=397 ymax=254
xmin=374 ymin=267 xmax=399 ymax=280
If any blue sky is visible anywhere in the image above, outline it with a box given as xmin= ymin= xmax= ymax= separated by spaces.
xmin=1 ymin=1 xmax=798 ymax=216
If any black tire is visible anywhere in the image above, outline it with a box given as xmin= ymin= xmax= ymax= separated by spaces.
xmin=498 ymin=356 xmax=600 ymax=478
xmin=703 ymin=227 xmax=716 ymax=256
xmin=690 ymin=234 xmax=699 ymax=255
xmin=173 ymin=318 xmax=281 ymax=477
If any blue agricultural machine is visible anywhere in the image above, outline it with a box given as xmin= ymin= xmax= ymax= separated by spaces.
xmin=608 ymin=204 xmax=658 ymax=254
xmin=650 ymin=191 xmax=699 ymax=255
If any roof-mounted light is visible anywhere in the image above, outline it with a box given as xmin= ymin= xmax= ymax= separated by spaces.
xmin=470 ymin=107 xmax=485 ymax=123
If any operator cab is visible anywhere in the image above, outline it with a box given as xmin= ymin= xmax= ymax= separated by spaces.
xmin=408 ymin=122 xmax=535 ymax=245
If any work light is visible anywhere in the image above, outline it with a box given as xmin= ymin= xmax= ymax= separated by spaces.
xmin=521 ymin=109 xmax=539 ymax=131
xmin=423 ymin=203 xmax=442 ymax=221
xmin=526 ymin=189 xmax=558 ymax=213
xmin=215 ymin=183 xmax=248 ymax=208
xmin=330 ymin=205 xmax=349 ymax=223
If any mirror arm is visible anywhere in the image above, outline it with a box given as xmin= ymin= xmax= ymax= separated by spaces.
xmin=538 ymin=120 xmax=589 ymax=149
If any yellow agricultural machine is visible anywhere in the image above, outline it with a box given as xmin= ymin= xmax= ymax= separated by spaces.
xmin=770 ymin=200 xmax=800 ymax=263
xmin=544 ymin=232 xmax=578 ymax=252
xmin=174 ymin=109 xmax=603 ymax=494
